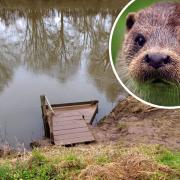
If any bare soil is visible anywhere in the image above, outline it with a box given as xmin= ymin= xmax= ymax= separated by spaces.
xmin=91 ymin=96 xmax=180 ymax=150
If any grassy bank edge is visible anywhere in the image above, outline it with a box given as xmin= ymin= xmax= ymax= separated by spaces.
xmin=0 ymin=143 xmax=179 ymax=179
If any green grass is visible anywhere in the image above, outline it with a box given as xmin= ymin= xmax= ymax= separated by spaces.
xmin=0 ymin=144 xmax=179 ymax=179
xmin=0 ymin=150 xmax=58 ymax=180
xmin=96 ymin=155 xmax=110 ymax=165
xmin=0 ymin=164 xmax=12 ymax=179
xmin=157 ymin=150 xmax=180 ymax=170
xmin=126 ymin=80 xmax=180 ymax=106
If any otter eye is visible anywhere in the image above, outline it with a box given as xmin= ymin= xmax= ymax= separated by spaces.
xmin=135 ymin=34 xmax=146 ymax=47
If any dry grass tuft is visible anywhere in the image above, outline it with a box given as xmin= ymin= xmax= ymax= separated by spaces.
xmin=79 ymin=152 xmax=173 ymax=180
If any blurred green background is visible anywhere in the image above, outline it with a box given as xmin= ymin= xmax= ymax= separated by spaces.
xmin=111 ymin=0 xmax=179 ymax=64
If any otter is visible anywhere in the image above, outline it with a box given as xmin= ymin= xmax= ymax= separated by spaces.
xmin=116 ymin=2 xmax=180 ymax=106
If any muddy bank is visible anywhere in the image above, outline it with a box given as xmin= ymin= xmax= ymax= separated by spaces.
xmin=92 ymin=96 xmax=180 ymax=150
xmin=4 ymin=96 xmax=179 ymax=154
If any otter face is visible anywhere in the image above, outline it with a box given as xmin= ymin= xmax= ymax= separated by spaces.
xmin=122 ymin=2 xmax=180 ymax=86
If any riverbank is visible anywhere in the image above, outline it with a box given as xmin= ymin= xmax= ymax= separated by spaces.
xmin=0 ymin=96 xmax=180 ymax=179
xmin=29 ymin=96 xmax=180 ymax=150
xmin=92 ymin=96 xmax=180 ymax=150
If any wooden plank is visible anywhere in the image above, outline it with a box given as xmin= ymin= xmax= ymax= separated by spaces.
xmin=53 ymin=108 xmax=97 ymax=120
xmin=55 ymin=136 xmax=95 ymax=145
xmin=54 ymin=120 xmax=91 ymax=125
xmin=51 ymin=100 xmax=98 ymax=108
xmin=54 ymin=118 xmax=91 ymax=124
xmin=54 ymin=109 xmax=96 ymax=116
xmin=53 ymin=104 xmax=96 ymax=110
xmin=53 ymin=115 xmax=83 ymax=119
xmin=54 ymin=112 xmax=85 ymax=118
xmin=54 ymin=117 xmax=83 ymax=122
xmin=55 ymin=109 xmax=95 ymax=117
xmin=53 ymin=116 xmax=91 ymax=122
xmin=53 ymin=120 xmax=85 ymax=126
xmin=54 ymin=113 xmax=94 ymax=120
xmin=53 ymin=127 xmax=89 ymax=136
xmin=52 ymin=123 xmax=87 ymax=131
xmin=53 ymin=105 xmax=95 ymax=111
xmin=53 ymin=115 xmax=92 ymax=123
xmin=53 ymin=117 xmax=92 ymax=125
xmin=54 ymin=131 xmax=93 ymax=141
xmin=53 ymin=126 xmax=87 ymax=131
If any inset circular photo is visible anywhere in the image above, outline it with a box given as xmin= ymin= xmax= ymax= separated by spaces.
xmin=109 ymin=0 xmax=180 ymax=108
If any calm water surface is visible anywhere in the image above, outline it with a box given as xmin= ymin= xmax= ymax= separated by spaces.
xmin=0 ymin=0 xmax=128 ymax=147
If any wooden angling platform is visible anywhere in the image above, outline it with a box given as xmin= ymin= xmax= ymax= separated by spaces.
xmin=40 ymin=95 xmax=98 ymax=145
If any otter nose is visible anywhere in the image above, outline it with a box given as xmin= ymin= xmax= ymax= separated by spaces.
xmin=145 ymin=54 xmax=170 ymax=69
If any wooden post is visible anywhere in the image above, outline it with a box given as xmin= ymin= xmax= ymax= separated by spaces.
xmin=44 ymin=95 xmax=55 ymax=114
xmin=40 ymin=95 xmax=50 ymax=137
xmin=40 ymin=95 xmax=45 ymax=110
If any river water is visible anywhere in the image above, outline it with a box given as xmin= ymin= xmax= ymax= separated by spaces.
xmin=0 ymin=0 xmax=128 ymax=147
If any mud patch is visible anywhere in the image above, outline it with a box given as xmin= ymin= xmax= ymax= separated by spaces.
xmin=92 ymin=96 xmax=180 ymax=150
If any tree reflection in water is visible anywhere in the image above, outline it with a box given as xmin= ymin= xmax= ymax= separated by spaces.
xmin=0 ymin=0 xmax=129 ymax=146
xmin=0 ymin=0 xmax=127 ymax=100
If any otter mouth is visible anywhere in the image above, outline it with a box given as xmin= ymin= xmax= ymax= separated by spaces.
xmin=152 ymin=79 xmax=169 ymax=84
xmin=141 ymin=73 xmax=174 ymax=86
xmin=150 ymin=78 xmax=171 ymax=85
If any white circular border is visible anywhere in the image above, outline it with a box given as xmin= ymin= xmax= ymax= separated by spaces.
xmin=109 ymin=0 xmax=180 ymax=109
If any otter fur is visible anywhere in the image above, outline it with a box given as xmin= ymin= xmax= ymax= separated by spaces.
xmin=116 ymin=2 xmax=180 ymax=106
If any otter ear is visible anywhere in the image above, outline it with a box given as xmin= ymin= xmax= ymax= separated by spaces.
xmin=126 ymin=13 xmax=136 ymax=31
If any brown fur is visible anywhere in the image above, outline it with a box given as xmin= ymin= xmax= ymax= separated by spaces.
xmin=117 ymin=2 xmax=180 ymax=85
